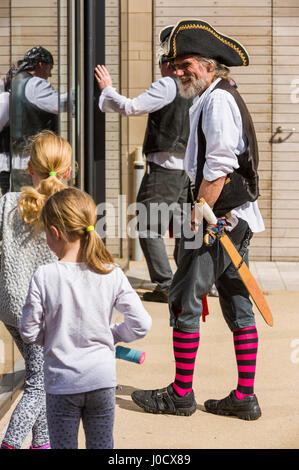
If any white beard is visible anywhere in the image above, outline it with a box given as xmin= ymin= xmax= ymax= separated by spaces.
xmin=178 ymin=76 xmax=208 ymax=99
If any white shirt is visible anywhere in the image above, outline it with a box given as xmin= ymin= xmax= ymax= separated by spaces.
xmin=99 ymin=77 xmax=185 ymax=170
xmin=0 ymin=92 xmax=9 ymax=132
xmin=186 ymin=78 xmax=264 ymax=233
xmin=20 ymin=262 xmax=152 ymax=394
xmin=0 ymin=92 xmax=10 ymax=171
xmin=25 ymin=76 xmax=67 ymax=115
xmin=12 ymin=76 xmax=67 ymax=170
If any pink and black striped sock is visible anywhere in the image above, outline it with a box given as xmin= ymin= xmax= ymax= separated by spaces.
xmin=233 ymin=325 xmax=258 ymax=400
xmin=172 ymin=329 xmax=200 ymax=397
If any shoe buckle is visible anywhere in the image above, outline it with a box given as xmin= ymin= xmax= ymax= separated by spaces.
xmin=156 ymin=389 xmax=168 ymax=398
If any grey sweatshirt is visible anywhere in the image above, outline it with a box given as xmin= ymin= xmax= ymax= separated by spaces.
xmin=20 ymin=262 xmax=152 ymax=394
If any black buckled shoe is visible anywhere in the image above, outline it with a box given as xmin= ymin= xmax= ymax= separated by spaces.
xmin=142 ymin=289 xmax=169 ymax=303
xmin=131 ymin=384 xmax=197 ymax=416
xmin=204 ymin=390 xmax=262 ymax=420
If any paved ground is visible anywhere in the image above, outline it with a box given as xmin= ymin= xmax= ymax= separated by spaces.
xmin=1 ymin=260 xmax=299 ymax=450
xmin=111 ymin=261 xmax=299 ymax=450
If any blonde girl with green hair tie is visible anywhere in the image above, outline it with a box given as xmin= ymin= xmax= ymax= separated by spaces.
xmin=20 ymin=187 xmax=152 ymax=449
xmin=0 ymin=130 xmax=72 ymax=450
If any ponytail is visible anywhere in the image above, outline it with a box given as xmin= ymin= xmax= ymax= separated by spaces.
xmin=17 ymin=131 xmax=72 ymax=228
xmin=41 ymin=187 xmax=115 ymax=275
xmin=80 ymin=229 xmax=115 ymax=275
xmin=18 ymin=177 xmax=67 ymax=227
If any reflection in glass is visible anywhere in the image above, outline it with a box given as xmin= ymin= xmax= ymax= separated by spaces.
xmin=0 ymin=0 xmax=80 ymax=415
xmin=10 ymin=47 xmax=65 ymax=192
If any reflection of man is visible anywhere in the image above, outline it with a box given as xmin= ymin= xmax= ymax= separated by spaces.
xmin=0 ymin=67 xmax=17 ymax=195
xmin=95 ymin=27 xmax=193 ymax=303
xmin=132 ymin=20 xmax=264 ymax=420
xmin=10 ymin=47 xmax=66 ymax=191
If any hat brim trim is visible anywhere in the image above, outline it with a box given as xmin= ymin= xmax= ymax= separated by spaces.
xmin=167 ymin=21 xmax=249 ymax=66
xmin=159 ymin=24 xmax=175 ymax=44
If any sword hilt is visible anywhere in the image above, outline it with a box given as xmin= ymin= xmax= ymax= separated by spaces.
xmin=197 ymin=198 xmax=218 ymax=225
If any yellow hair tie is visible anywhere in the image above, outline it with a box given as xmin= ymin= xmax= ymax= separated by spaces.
xmin=86 ymin=225 xmax=95 ymax=233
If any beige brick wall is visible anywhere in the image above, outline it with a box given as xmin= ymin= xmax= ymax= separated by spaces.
xmin=0 ymin=0 xmax=10 ymax=79
xmin=4 ymin=2 xmax=298 ymax=262
xmin=271 ymin=0 xmax=299 ymax=260
xmin=153 ymin=0 xmax=299 ymax=261
xmin=127 ymin=0 xmax=152 ymax=155
xmin=126 ymin=1 xmax=152 ymax=259
xmin=105 ymin=0 xmax=122 ymax=257
xmin=104 ymin=0 xmax=153 ymax=261
xmin=10 ymin=0 xmax=59 ymax=84
xmin=104 ymin=0 xmax=152 ymax=260
xmin=154 ymin=0 xmax=273 ymax=261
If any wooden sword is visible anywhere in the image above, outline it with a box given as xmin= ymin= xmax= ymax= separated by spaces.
xmin=198 ymin=198 xmax=273 ymax=327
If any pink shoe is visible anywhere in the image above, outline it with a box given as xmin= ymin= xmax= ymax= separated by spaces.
xmin=30 ymin=443 xmax=51 ymax=449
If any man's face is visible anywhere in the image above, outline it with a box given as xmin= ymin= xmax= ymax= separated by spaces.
xmin=35 ymin=62 xmax=53 ymax=80
xmin=174 ymin=55 xmax=214 ymax=99
xmin=159 ymin=61 xmax=176 ymax=78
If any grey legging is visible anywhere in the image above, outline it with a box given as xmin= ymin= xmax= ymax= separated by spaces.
xmin=2 ymin=325 xmax=49 ymax=449
xmin=137 ymin=162 xmax=189 ymax=292
xmin=46 ymin=387 xmax=115 ymax=449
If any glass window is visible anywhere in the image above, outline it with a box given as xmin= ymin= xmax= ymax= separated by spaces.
xmin=0 ymin=0 xmax=81 ymax=416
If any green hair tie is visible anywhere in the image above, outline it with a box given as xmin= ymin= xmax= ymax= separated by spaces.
xmin=49 ymin=171 xmax=57 ymax=177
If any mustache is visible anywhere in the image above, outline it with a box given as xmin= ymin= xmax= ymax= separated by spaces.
xmin=178 ymin=76 xmax=208 ymax=98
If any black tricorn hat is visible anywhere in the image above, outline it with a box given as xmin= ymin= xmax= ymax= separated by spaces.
xmin=159 ymin=25 xmax=174 ymax=64
xmin=159 ymin=25 xmax=174 ymax=45
xmin=166 ymin=19 xmax=249 ymax=67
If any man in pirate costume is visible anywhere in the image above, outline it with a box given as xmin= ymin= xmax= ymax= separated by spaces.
xmin=0 ymin=65 xmax=18 ymax=195
xmin=131 ymin=19 xmax=265 ymax=420
xmin=10 ymin=47 xmax=67 ymax=191
xmin=96 ymin=27 xmax=193 ymax=303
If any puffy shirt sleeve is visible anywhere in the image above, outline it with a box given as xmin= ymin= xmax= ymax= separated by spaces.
xmin=202 ymin=89 xmax=245 ymax=181
xmin=25 ymin=77 xmax=59 ymax=115
xmin=110 ymin=268 xmax=152 ymax=344
xmin=0 ymin=92 xmax=9 ymax=132
xmin=99 ymin=76 xmax=177 ymax=116
xmin=19 ymin=267 xmax=45 ymax=345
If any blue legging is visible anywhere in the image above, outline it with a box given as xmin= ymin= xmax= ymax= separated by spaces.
xmin=46 ymin=388 xmax=115 ymax=449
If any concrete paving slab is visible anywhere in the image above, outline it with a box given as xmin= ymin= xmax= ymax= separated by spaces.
xmin=1 ymin=261 xmax=299 ymax=450
xmin=109 ymin=291 xmax=299 ymax=449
